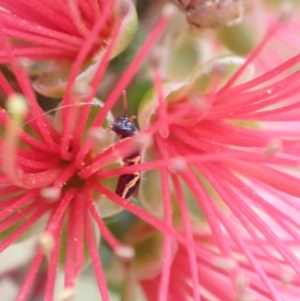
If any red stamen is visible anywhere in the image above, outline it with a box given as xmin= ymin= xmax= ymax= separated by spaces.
xmin=44 ymin=217 xmax=65 ymax=301
xmin=151 ymin=65 xmax=169 ymax=138
xmin=157 ymin=168 xmax=173 ymax=301
xmin=0 ymin=202 xmax=38 ymax=232
xmin=213 ymin=205 xmax=282 ymax=301
xmin=61 ymin=0 xmax=115 ymax=112
xmin=0 ymin=24 xmax=60 ymax=149
xmin=90 ymin=7 xmax=172 ymax=129
xmin=228 ymin=160 xmax=300 ymax=197
xmin=46 ymin=189 xmax=76 ymax=234
xmin=92 ymin=182 xmax=204 ymax=255
xmin=0 ymin=71 xmax=14 ymax=95
xmin=86 ymin=192 xmax=123 ymax=251
xmin=64 ymin=201 xmax=77 ymax=288
xmin=172 ymin=176 xmax=201 ymax=301
xmin=218 ymin=21 xmax=283 ymax=95
xmin=85 ymin=209 xmax=110 ymax=301
xmin=0 ymin=190 xmax=39 ymax=221
xmin=0 ymin=203 xmax=50 ymax=252
xmin=73 ymin=192 xmax=85 ymax=275
xmin=16 ymin=251 xmax=44 ymax=301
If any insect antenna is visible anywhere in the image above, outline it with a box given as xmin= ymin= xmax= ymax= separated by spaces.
xmin=122 ymin=90 xmax=128 ymax=117
xmin=122 ymin=90 xmax=136 ymax=121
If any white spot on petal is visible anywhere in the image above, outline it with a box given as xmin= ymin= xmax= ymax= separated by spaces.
xmin=115 ymin=245 xmax=135 ymax=261
xmin=59 ymin=287 xmax=74 ymax=301
xmin=40 ymin=187 xmax=61 ymax=203
xmin=39 ymin=232 xmax=54 ymax=254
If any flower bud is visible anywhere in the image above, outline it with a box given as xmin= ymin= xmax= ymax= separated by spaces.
xmin=172 ymin=0 xmax=244 ymax=28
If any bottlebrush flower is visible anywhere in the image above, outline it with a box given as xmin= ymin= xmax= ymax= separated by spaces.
xmin=0 ymin=0 xmax=137 ymax=62
xmin=1 ymin=3 xmax=300 ymax=301
xmin=99 ymin=36 xmax=300 ymax=300
xmin=0 ymin=5 xmax=176 ymax=301
xmin=0 ymin=0 xmax=138 ymax=98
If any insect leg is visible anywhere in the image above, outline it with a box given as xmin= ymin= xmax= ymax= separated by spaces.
xmin=121 ymin=172 xmax=141 ymax=199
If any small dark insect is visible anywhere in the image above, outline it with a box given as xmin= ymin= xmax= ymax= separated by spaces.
xmin=110 ymin=91 xmax=141 ymax=199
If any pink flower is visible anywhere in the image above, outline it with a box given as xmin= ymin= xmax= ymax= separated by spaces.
xmin=1 ymin=2 xmax=300 ymax=301
xmin=0 ymin=0 xmax=139 ymax=99
xmin=0 ymin=6 xmax=174 ymax=301
xmin=96 ymin=25 xmax=300 ymax=300
xmin=0 ymin=0 xmax=137 ymax=62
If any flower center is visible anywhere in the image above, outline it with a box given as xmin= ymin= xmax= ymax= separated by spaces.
xmin=62 ymin=171 xmax=86 ymax=191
